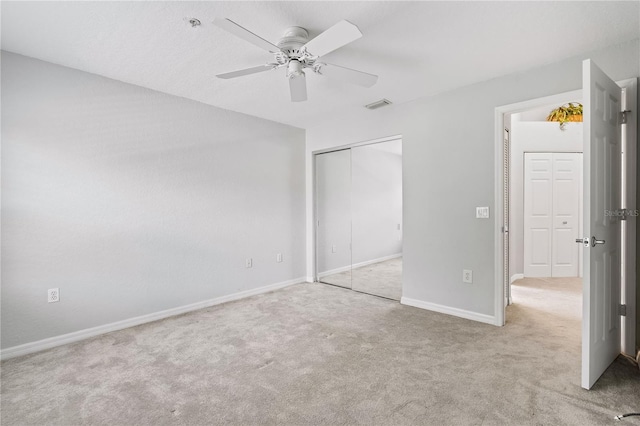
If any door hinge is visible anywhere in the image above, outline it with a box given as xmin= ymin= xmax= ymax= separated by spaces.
xmin=619 ymin=110 xmax=631 ymax=125
xmin=619 ymin=208 xmax=628 ymax=221
xmin=618 ymin=304 xmax=627 ymax=316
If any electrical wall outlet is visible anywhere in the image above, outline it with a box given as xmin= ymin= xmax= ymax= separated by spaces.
xmin=276 ymin=253 xmax=283 ymax=263
xmin=331 ymin=245 xmax=337 ymax=253
xmin=48 ymin=288 xmax=60 ymax=303
xmin=463 ymin=270 xmax=473 ymax=283
xmin=245 ymin=258 xmax=252 ymax=268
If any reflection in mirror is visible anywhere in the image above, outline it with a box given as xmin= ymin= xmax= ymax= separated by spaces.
xmin=351 ymin=140 xmax=403 ymax=300
xmin=315 ymin=149 xmax=352 ymax=289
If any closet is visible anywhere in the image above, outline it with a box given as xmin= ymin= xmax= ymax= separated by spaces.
xmin=315 ymin=139 xmax=403 ymax=300
xmin=523 ymin=152 xmax=582 ymax=277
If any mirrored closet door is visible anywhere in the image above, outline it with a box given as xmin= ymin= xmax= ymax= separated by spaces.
xmin=315 ymin=139 xmax=403 ymax=300
xmin=351 ymin=141 xmax=403 ymax=300
xmin=316 ymin=149 xmax=352 ymax=289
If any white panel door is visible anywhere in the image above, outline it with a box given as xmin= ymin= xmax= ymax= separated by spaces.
xmin=581 ymin=59 xmax=622 ymax=389
xmin=524 ymin=153 xmax=553 ymax=277
xmin=551 ymin=153 xmax=582 ymax=277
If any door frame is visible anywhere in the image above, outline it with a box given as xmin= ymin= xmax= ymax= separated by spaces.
xmin=493 ymin=79 xmax=637 ymax=356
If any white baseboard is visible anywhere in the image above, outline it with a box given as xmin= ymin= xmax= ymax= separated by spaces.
xmin=510 ymin=273 xmax=524 ymax=284
xmin=318 ymin=253 xmax=402 ymax=278
xmin=318 ymin=265 xmax=351 ymax=278
xmin=352 ymin=253 xmax=402 ymax=269
xmin=0 ymin=277 xmax=305 ymax=361
xmin=401 ymin=297 xmax=497 ymax=326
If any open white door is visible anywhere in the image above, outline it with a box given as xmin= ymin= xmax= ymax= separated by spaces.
xmin=581 ymin=59 xmax=623 ymax=390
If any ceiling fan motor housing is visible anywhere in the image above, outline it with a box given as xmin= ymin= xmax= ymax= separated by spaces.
xmin=277 ymin=27 xmax=309 ymax=53
xmin=276 ymin=26 xmax=318 ymax=72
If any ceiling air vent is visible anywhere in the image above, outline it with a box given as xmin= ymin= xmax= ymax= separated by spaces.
xmin=365 ymin=99 xmax=392 ymax=110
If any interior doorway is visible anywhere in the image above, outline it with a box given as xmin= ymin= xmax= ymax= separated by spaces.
xmin=506 ymin=100 xmax=585 ymax=295
xmin=505 ymin=102 xmax=586 ymax=376
xmin=495 ymin=67 xmax=638 ymax=389
xmin=314 ymin=137 xmax=403 ymax=301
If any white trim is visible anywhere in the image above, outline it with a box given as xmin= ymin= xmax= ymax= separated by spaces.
xmin=401 ymin=297 xmax=497 ymax=326
xmin=494 ymin=107 xmax=506 ymax=325
xmin=619 ymin=77 xmax=637 ymax=356
xmin=510 ymin=273 xmax=524 ymax=284
xmin=311 ymin=150 xmax=318 ymax=282
xmin=312 ymin=134 xmax=402 ymax=156
xmin=0 ymin=277 xmax=305 ymax=360
xmin=352 ymin=253 xmax=402 ymax=269
xmin=318 ymin=265 xmax=352 ymax=278
xmin=318 ymin=253 xmax=402 ymax=278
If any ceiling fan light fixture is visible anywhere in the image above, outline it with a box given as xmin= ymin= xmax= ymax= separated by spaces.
xmin=287 ymin=60 xmax=305 ymax=78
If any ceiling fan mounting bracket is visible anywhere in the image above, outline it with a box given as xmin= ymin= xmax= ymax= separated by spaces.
xmin=276 ymin=26 xmax=309 ymax=51
xmin=274 ymin=52 xmax=289 ymax=65
xmin=312 ymin=62 xmax=325 ymax=74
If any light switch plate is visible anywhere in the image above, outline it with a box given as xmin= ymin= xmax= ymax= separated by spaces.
xmin=476 ymin=207 xmax=490 ymax=219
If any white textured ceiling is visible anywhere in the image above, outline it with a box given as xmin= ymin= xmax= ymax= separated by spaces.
xmin=2 ymin=1 xmax=639 ymax=129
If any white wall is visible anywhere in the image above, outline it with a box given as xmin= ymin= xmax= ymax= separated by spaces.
xmin=306 ymin=39 xmax=639 ymax=321
xmin=1 ymin=52 xmax=306 ymax=350
xmin=351 ymin=141 xmax=403 ymax=265
xmin=509 ymin=122 xmax=583 ymax=278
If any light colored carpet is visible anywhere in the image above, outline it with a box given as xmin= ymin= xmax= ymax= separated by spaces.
xmin=319 ymin=268 xmax=352 ymax=289
xmin=1 ymin=279 xmax=639 ymax=425
xmin=321 ymin=257 xmax=402 ymax=300
xmin=352 ymin=258 xmax=402 ymax=300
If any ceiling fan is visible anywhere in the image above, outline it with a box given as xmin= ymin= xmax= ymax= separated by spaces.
xmin=212 ymin=18 xmax=378 ymax=102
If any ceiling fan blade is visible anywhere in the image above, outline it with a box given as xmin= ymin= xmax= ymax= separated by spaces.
xmin=216 ymin=64 xmax=276 ymax=79
xmin=302 ymin=20 xmax=362 ymax=57
xmin=213 ymin=17 xmax=280 ymax=53
xmin=317 ymin=63 xmax=378 ymax=87
xmin=289 ymin=74 xmax=307 ymax=102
